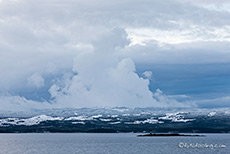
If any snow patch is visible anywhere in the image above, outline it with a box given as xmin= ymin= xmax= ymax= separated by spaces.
xmin=208 ymin=112 xmax=216 ymax=117
xmin=72 ymin=121 xmax=85 ymax=124
xmin=0 ymin=115 xmax=63 ymax=126
xmin=122 ymin=114 xmax=130 ymax=116
xmin=112 ymin=108 xmax=129 ymax=112
xmin=65 ymin=116 xmax=93 ymax=121
xmin=91 ymin=115 xmax=103 ymax=118
xmin=159 ymin=112 xmax=194 ymax=123
xmin=110 ymin=115 xmax=118 ymax=118
xmin=110 ymin=121 xmax=121 ymax=124
xmin=100 ymin=118 xmax=112 ymax=122
xmin=133 ymin=118 xmax=161 ymax=124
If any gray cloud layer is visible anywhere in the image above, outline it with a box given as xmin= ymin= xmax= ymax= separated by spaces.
xmin=0 ymin=0 xmax=230 ymax=110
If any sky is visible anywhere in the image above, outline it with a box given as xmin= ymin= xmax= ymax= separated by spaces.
xmin=0 ymin=0 xmax=230 ymax=111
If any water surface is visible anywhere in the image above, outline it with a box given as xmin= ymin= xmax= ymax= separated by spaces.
xmin=0 ymin=133 xmax=229 ymax=154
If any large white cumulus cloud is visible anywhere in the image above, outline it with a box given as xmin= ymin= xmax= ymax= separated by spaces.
xmin=48 ymin=29 xmax=175 ymax=108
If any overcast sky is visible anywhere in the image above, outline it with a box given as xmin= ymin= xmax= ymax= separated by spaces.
xmin=0 ymin=0 xmax=230 ymax=111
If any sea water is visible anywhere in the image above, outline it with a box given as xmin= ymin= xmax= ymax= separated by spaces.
xmin=0 ymin=133 xmax=229 ymax=154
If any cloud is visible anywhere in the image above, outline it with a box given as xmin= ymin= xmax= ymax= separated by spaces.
xmin=0 ymin=0 xmax=229 ymax=110
xmin=27 ymin=73 xmax=45 ymax=88
xmin=0 ymin=91 xmax=229 ymax=112
xmin=48 ymin=29 xmax=157 ymax=107
xmin=126 ymin=26 xmax=230 ymax=45
xmin=47 ymin=29 xmax=194 ymax=108
xmin=153 ymin=89 xmax=195 ymax=108
xmin=196 ymin=96 xmax=230 ymax=108
xmin=142 ymin=71 xmax=152 ymax=79
xmin=0 ymin=93 xmax=50 ymax=112
xmin=121 ymin=41 xmax=230 ymax=64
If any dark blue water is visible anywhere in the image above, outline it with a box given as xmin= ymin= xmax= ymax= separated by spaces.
xmin=0 ymin=133 xmax=229 ymax=154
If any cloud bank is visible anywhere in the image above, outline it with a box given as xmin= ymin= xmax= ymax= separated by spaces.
xmin=0 ymin=0 xmax=229 ymax=110
xmin=48 ymin=29 xmax=189 ymax=108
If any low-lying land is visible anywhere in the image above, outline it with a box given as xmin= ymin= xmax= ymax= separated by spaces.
xmin=0 ymin=108 xmax=229 ymax=133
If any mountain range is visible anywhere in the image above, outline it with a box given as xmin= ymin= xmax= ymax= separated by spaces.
xmin=0 ymin=107 xmax=229 ymax=133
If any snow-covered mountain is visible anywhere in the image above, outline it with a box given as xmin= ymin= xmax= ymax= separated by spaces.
xmin=0 ymin=115 xmax=63 ymax=126
xmin=0 ymin=107 xmax=229 ymax=133
xmin=0 ymin=112 xmax=194 ymax=126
